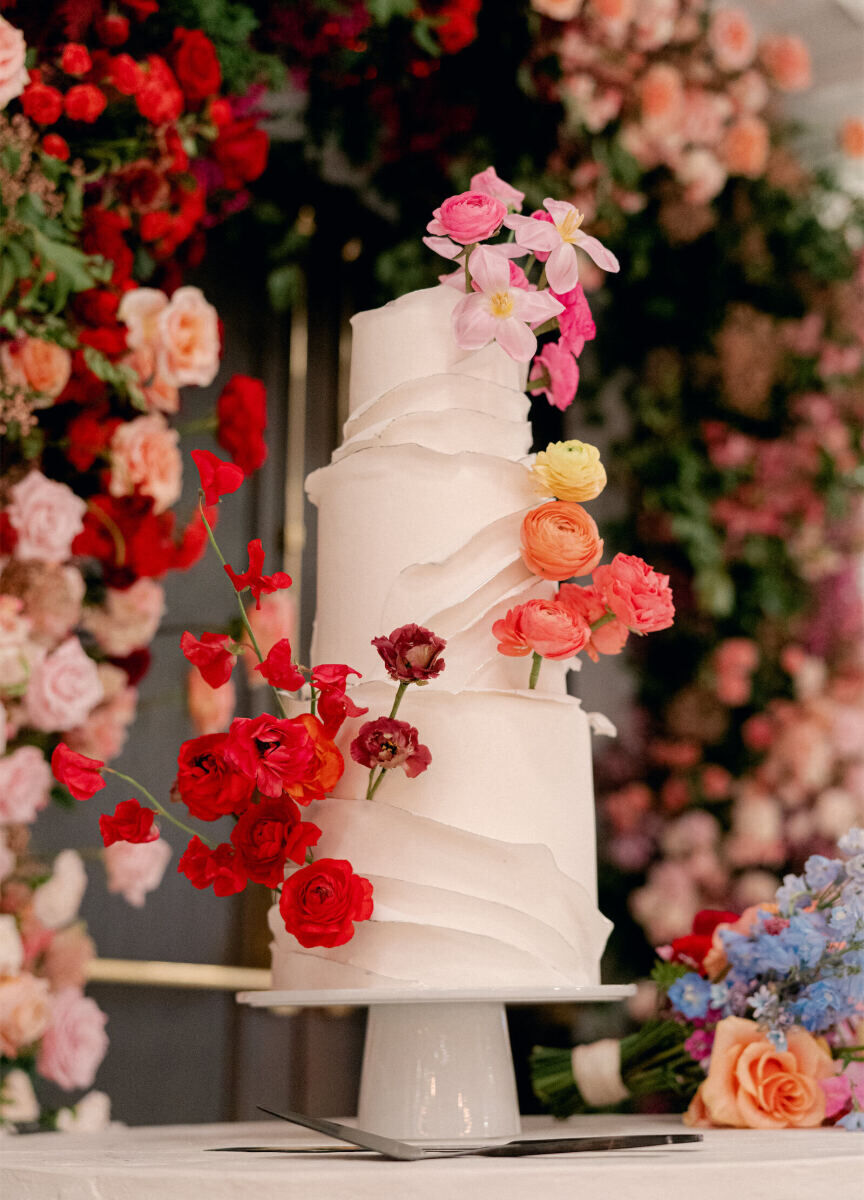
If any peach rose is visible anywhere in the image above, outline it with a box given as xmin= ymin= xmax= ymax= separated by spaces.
xmin=38 ymin=987 xmax=108 ymax=1091
xmin=841 ymin=117 xmax=864 ymax=160
xmin=187 ymin=667 xmax=236 ymax=734
xmin=685 ymin=1017 xmax=834 ymax=1129
xmin=19 ymin=337 xmax=71 ymax=401
xmin=633 ymin=0 xmax=677 ymax=52
xmin=708 ymin=8 xmax=756 ymax=73
xmin=521 ymin=500 xmax=603 ymax=581
xmin=0 ymin=745 xmax=52 ymax=824
xmin=639 ymin=63 xmax=684 ymax=129
xmin=124 ymin=344 xmax=180 ymax=414
xmin=722 ymin=116 xmax=769 ymax=178
xmin=81 ymin=578 xmax=166 ymax=658
xmin=104 ymin=837 xmax=172 ymax=907
xmin=0 ymin=560 xmax=85 ymax=645
xmin=8 ymin=470 xmax=87 ymax=564
xmin=109 ymin=413 xmax=182 ymax=514
xmin=760 ymin=35 xmax=812 ymax=93
xmin=0 ymin=15 xmax=27 ymax=110
xmin=26 ymin=636 xmax=103 ymax=732
xmin=117 ymin=288 xmax=167 ymax=351
xmin=0 ymin=973 xmax=51 ymax=1057
xmin=156 ymin=286 xmax=220 ymax=387
xmin=41 ymin=923 xmax=96 ymax=991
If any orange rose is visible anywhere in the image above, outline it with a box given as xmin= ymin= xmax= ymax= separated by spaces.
xmin=19 ymin=337 xmax=71 ymax=400
xmin=520 ymin=500 xmax=603 ymax=581
xmin=684 ymin=1016 xmax=833 ymax=1129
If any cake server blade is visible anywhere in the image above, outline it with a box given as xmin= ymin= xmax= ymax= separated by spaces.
xmin=255 ymin=1105 xmax=703 ymax=1161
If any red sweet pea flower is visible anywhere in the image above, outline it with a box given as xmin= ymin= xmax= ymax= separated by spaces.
xmin=178 ymin=836 xmax=247 ymax=897
xmin=61 ymin=44 xmax=93 ymax=76
xmin=65 ymin=84 xmax=108 ymax=123
xmin=216 ymin=375 xmax=268 ymax=475
xmin=278 ymin=858 xmax=373 ymax=948
xmin=172 ymin=732 xmax=255 ymax=821
xmin=181 ymin=631 xmax=236 ymax=688
xmin=350 ymin=717 xmax=431 ymax=779
xmin=122 ymin=0 xmax=160 ymax=16
xmin=311 ymin=664 xmax=361 ymax=693
xmin=254 ymin=639 xmax=306 ymax=692
xmin=191 ymin=448 xmax=245 ymax=507
xmin=666 ymin=909 xmax=740 ymax=974
xmin=229 ymin=798 xmax=321 ymax=887
xmin=99 ymin=799 xmax=159 ymax=847
xmin=51 ymin=743 xmax=106 ymax=801
xmin=171 ymin=28 xmax=222 ymax=104
xmin=317 ymin=687 xmax=369 ymax=739
xmin=224 ymin=539 xmax=292 ymax=609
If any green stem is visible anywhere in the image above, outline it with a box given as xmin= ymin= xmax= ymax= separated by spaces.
xmin=532 ymin=316 xmax=559 ymax=337
xmin=529 ymin=652 xmax=543 ymax=690
xmin=590 ymin=611 xmax=616 ymax=632
xmin=463 ymin=243 xmax=476 ymax=293
xmin=176 ymin=416 xmax=218 ymax=437
xmin=198 ymin=499 xmax=288 ymax=719
xmin=364 ymin=681 xmax=410 ymax=799
xmin=389 ymin=680 xmax=409 ymax=720
xmin=537 ymin=266 xmax=548 ymax=290
xmin=105 ymin=768 xmax=214 ymax=848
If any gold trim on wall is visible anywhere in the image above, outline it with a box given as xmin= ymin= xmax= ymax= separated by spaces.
xmin=87 ymin=958 xmax=270 ymax=991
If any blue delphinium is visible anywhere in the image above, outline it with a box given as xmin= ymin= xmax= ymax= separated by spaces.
xmin=837 ymin=1110 xmax=864 ymax=1131
xmin=668 ymin=973 xmax=712 ymax=1020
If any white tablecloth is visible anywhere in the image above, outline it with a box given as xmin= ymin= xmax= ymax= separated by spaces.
xmin=1 ymin=1114 xmax=862 ymax=1200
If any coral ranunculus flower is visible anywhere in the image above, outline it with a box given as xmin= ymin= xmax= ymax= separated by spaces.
xmin=279 ymin=858 xmax=374 ymax=949
xmin=520 ymin=500 xmax=603 ymax=581
xmin=593 ymin=552 xmax=675 ymax=633
xmin=492 ymin=598 xmax=590 ymax=660
xmin=685 ymin=1016 xmax=834 ymax=1129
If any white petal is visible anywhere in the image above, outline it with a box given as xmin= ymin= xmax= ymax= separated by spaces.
xmin=495 ymin=317 xmax=537 ymax=362
xmin=546 ymin=243 xmax=580 ymax=293
xmin=574 ymin=232 xmax=620 ymax=273
xmin=468 ymin=245 xmax=510 ymax=294
xmin=503 ymin=213 xmax=560 ymax=253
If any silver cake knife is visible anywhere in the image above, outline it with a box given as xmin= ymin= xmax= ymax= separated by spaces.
xmin=207 ymin=1106 xmax=702 ymax=1161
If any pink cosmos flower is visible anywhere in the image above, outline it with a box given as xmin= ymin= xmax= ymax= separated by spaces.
xmin=452 ymin=246 xmax=563 ymax=362
xmin=505 ymin=199 xmax=619 ymax=294
xmin=529 ymin=338 xmax=580 ymax=410
xmin=469 ymin=166 xmax=525 ymax=211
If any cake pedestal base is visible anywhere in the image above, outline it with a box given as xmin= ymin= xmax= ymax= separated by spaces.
xmin=238 ymin=984 xmax=634 ymax=1142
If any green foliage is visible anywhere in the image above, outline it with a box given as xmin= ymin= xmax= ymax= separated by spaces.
xmin=650 ymin=959 xmax=690 ymax=993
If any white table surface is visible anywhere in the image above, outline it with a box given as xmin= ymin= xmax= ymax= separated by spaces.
xmin=1 ymin=1114 xmax=862 ymax=1200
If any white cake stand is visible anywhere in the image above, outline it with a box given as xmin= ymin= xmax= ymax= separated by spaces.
xmin=238 ymin=984 xmax=635 ymax=1141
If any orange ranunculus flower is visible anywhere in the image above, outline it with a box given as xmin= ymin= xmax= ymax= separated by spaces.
xmin=287 ymin=711 xmax=344 ymax=804
xmin=684 ymin=1016 xmax=834 ymax=1129
xmin=520 ymin=500 xmax=603 ymax=582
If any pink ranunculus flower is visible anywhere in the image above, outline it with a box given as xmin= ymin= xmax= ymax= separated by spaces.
xmin=760 ymin=34 xmax=812 ymax=93
xmin=81 ymin=578 xmax=166 ymax=658
xmin=38 ymin=987 xmax=108 ymax=1091
xmin=0 ymin=15 xmax=28 ymax=110
xmin=722 ymin=116 xmax=769 ymax=178
xmin=452 ymin=246 xmax=564 ymax=362
xmin=593 ymin=553 xmax=675 ymax=634
xmin=708 ymin=7 xmax=756 ymax=73
xmin=26 ymin=636 xmax=103 ymax=732
xmin=104 ymin=837 xmax=172 ymax=907
xmin=529 ymin=338 xmax=580 ymax=410
xmin=156 ymin=286 xmax=220 ymax=387
xmin=505 ymin=199 xmax=619 ymax=294
xmin=0 ymin=974 xmax=51 ymax=1057
xmin=8 ymin=470 xmax=87 ymax=564
xmin=427 ymin=190 xmax=508 ymax=246
xmin=0 ymin=745 xmax=52 ymax=824
xmin=109 ymin=413 xmax=182 ymax=514
xmin=32 ymin=849 xmax=88 ymax=930
xmin=187 ymin=667 xmax=236 ymax=734
xmin=557 ymin=582 xmax=629 ymax=661
xmin=550 ymin=283 xmax=596 ymax=356
xmin=469 ymin=165 xmax=525 ymax=211
xmin=492 ymin=598 xmax=590 ymax=660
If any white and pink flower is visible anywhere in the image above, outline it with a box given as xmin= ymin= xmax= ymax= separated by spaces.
xmin=7 ymin=471 xmax=86 ymax=565
xmin=469 ymin=166 xmax=525 ymax=211
xmin=452 ymin=245 xmax=564 ymax=362
xmin=505 ymin=200 xmax=619 ymax=294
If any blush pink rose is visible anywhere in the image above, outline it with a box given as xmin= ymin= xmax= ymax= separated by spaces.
xmin=104 ymin=837 xmax=172 ymax=907
xmin=26 ymin=636 xmax=104 ymax=732
xmin=19 ymin=337 xmax=72 ymax=400
xmin=38 ymin=987 xmax=109 ymax=1091
xmin=492 ymin=598 xmax=590 ymax=660
xmin=82 ymin=578 xmax=166 ymax=657
xmin=0 ymin=974 xmax=51 ymax=1057
xmin=427 ymin=190 xmax=508 ymax=245
xmin=529 ymin=339 xmax=580 ymax=411
xmin=0 ymin=746 xmax=52 ymax=823
xmin=117 ymin=287 xmax=167 ymax=351
xmin=156 ymin=286 xmax=220 ymax=387
xmin=760 ymin=34 xmax=812 ymax=93
xmin=187 ymin=667 xmax=236 ymax=734
xmin=593 ymin=553 xmax=675 ymax=634
xmin=8 ymin=471 xmax=87 ymax=564
xmin=67 ymin=686 xmax=138 ymax=763
xmin=722 ymin=116 xmax=769 ymax=178
xmin=109 ymin=414 xmax=182 ymax=514
xmin=0 ymin=15 xmax=28 ymax=110
xmin=729 ymin=69 xmax=770 ymax=115
xmin=41 ymin=923 xmax=96 ymax=991
xmin=677 ymin=148 xmax=728 ymax=205
xmin=708 ymin=8 xmax=756 ymax=73
xmin=32 ymin=850 xmax=88 ymax=930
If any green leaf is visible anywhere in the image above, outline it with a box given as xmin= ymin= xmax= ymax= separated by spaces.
xmin=51 ymin=783 xmax=76 ymax=810
xmin=650 ymin=959 xmax=690 ymax=993
xmin=31 ymin=229 xmax=104 ymax=293
xmin=267 ymin=263 xmax=301 ymax=312
xmin=0 ymin=255 xmax=16 ymax=306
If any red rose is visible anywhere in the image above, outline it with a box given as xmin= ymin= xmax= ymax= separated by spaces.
xmin=216 ymin=375 xmax=268 ymax=475
xmin=209 ymin=98 xmax=232 ymax=126
xmin=172 ymin=732 xmax=255 ymax=821
xmin=121 ymin=0 xmax=160 ymax=17
xmin=61 ymin=43 xmax=92 ymax=76
xmin=82 ymin=207 xmax=133 ymax=284
xmin=350 ymin=717 xmax=431 ymax=779
xmin=437 ymin=6 xmax=479 ymax=54
xmin=99 ymin=799 xmax=159 ymax=847
xmin=371 ymin=624 xmax=446 ymax=682
xmin=230 ymin=798 xmax=321 ymax=887
xmin=74 ymin=288 xmax=120 ymax=327
xmin=278 ymin=858 xmax=373 ymax=949
xmin=178 ymin=836 xmax=247 ymax=897
xmin=42 ymin=134 xmax=70 ymax=160
xmin=136 ymin=55 xmax=183 ymax=125
xmin=78 ymin=325 xmax=127 ymax=357
xmin=65 ymin=84 xmax=107 ymax=123
xmin=65 ymin=410 xmax=120 ymax=472
xmin=97 ymin=15 xmax=130 ymax=46
xmin=108 ymin=54 xmax=143 ymax=96
xmin=21 ymin=83 xmax=64 ymax=125
xmin=51 ymin=743 xmax=105 ymax=801
xmin=593 ymin=553 xmax=675 ymax=634
xmin=181 ymin=631 xmax=237 ymax=689
xmin=172 ymin=28 xmax=221 ymax=104
xmin=212 ymin=119 xmax=269 ymax=189
xmin=254 ymin=639 xmax=306 ymax=692
xmin=224 ymin=539 xmax=292 ymax=609
xmin=139 ymin=210 xmax=173 ymax=243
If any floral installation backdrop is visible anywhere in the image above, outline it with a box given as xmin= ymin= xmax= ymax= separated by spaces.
xmin=0 ymin=0 xmax=273 ymax=1130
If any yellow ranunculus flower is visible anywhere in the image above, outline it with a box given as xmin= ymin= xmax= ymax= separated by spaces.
xmin=531 ymin=440 xmax=607 ymax=503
